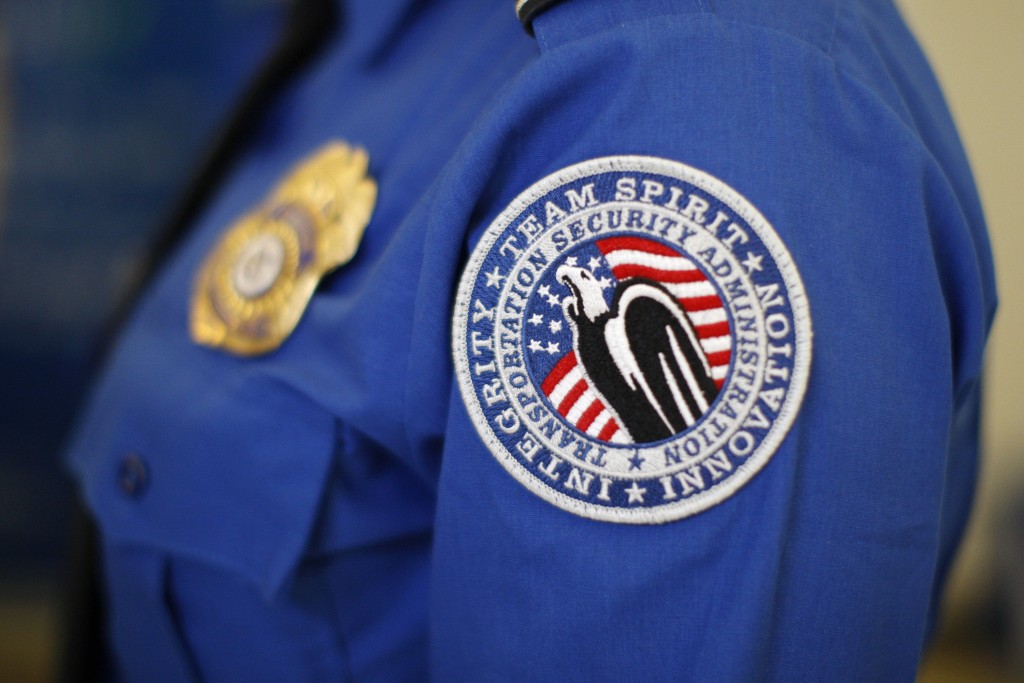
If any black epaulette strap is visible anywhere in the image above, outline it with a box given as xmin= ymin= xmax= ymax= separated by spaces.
xmin=516 ymin=0 xmax=565 ymax=33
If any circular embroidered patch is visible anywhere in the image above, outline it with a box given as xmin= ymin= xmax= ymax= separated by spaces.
xmin=453 ymin=156 xmax=811 ymax=523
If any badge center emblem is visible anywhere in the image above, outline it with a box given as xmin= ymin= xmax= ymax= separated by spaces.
xmin=231 ymin=232 xmax=286 ymax=299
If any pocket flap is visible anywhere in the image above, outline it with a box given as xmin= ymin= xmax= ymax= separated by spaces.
xmin=69 ymin=374 xmax=335 ymax=598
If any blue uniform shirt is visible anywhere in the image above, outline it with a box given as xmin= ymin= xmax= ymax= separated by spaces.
xmin=68 ymin=0 xmax=997 ymax=680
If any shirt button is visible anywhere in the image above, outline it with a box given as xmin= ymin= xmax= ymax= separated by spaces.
xmin=117 ymin=453 xmax=149 ymax=497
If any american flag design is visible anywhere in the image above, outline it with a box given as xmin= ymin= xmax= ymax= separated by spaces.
xmin=525 ymin=236 xmax=732 ymax=446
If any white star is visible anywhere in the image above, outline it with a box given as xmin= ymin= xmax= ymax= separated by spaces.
xmin=484 ymin=266 xmax=505 ymax=288
xmin=564 ymin=256 xmax=578 ymax=266
xmin=625 ymin=481 xmax=647 ymax=504
xmin=528 ymin=339 xmax=544 ymax=353
xmin=546 ymin=294 xmax=561 ymax=307
xmin=597 ymin=276 xmax=613 ymax=290
xmin=548 ymin=319 xmax=562 ymax=334
xmin=587 ymin=256 xmax=603 ymax=271
xmin=545 ymin=341 xmax=560 ymax=355
xmin=538 ymin=284 xmax=551 ymax=298
xmin=741 ymin=252 xmax=764 ymax=274
xmin=528 ymin=313 xmax=544 ymax=326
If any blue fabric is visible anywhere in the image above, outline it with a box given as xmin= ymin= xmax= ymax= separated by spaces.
xmin=67 ymin=0 xmax=996 ymax=680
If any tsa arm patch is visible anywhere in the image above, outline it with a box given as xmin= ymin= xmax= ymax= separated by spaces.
xmin=452 ymin=156 xmax=812 ymax=523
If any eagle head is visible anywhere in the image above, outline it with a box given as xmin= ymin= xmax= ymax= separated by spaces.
xmin=556 ymin=265 xmax=609 ymax=323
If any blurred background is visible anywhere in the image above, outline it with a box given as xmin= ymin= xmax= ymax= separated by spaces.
xmin=0 ymin=1 xmax=287 ymax=681
xmin=0 ymin=1 xmax=1021 ymax=681
xmin=900 ymin=1 xmax=1024 ymax=681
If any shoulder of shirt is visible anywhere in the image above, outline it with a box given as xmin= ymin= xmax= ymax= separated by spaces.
xmin=522 ymin=0 xmax=918 ymax=109
xmin=524 ymin=0 xmax=839 ymax=56
xmin=520 ymin=0 xmax=960 ymax=163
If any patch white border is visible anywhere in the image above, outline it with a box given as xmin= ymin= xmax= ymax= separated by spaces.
xmin=453 ymin=155 xmax=812 ymax=523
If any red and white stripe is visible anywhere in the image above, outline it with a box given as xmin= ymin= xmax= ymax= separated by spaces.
xmin=597 ymin=236 xmax=731 ymax=387
xmin=541 ymin=352 xmax=631 ymax=444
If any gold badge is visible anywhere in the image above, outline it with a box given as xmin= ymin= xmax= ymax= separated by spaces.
xmin=190 ymin=142 xmax=376 ymax=355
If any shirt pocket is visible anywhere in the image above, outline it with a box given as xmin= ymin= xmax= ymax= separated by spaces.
xmin=70 ymin=372 xmax=337 ymax=597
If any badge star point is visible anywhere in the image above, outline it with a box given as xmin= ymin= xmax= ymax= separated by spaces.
xmin=548 ymin=319 xmax=562 ymax=334
xmin=597 ymin=276 xmax=613 ymax=290
xmin=625 ymin=481 xmax=647 ymax=504
xmin=564 ymin=256 xmax=579 ymax=266
xmin=587 ymin=256 xmax=603 ymax=271
xmin=628 ymin=453 xmax=646 ymax=471
xmin=546 ymin=294 xmax=561 ymax=307
xmin=528 ymin=339 xmax=544 ymax=353
xmin=545 ymin=341 xmax=560 ymax=355
xmin=528 ymin=313 xmax=544 ymax=326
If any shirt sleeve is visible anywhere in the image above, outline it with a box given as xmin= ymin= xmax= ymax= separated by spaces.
xmin=428 ymin=4 xmax=995 ymax=681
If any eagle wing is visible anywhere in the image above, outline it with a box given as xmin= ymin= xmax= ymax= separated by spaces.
xmin=604 ymin=281 xmax=718 ymax=435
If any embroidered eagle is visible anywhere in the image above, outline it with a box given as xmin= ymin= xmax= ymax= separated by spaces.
xmin=557 ymin=265 xmax=719 ymax=443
